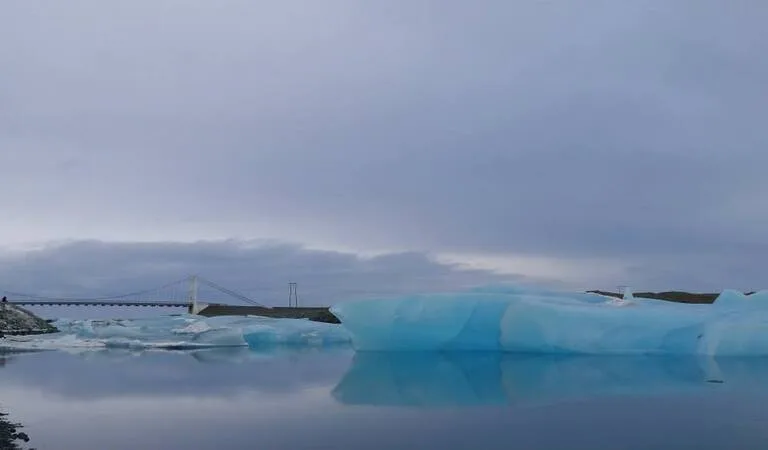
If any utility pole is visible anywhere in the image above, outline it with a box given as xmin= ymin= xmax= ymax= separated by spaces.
xmin=288 ymin=282 xmax=298 ymax=308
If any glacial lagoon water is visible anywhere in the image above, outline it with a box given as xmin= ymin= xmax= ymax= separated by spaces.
xmin=6 ymin=285 xmax=768 ymax=449
xmin=4 ymin=347 xmax=768 ymax=449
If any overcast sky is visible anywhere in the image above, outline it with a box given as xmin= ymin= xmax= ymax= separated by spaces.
xmin=1 ymin=0 xmax=767 ymax=301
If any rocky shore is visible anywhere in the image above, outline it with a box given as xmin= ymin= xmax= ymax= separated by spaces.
xmin=0 ymin=304 xmax=58 ymax=337
xmin=0 ymin=410 xmax=31 ymax=450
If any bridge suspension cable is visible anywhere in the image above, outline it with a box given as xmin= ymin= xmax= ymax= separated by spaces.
xmin=1 ymin=277 xmax=192 ymax=302
xmin=195 ymin=276 xmax=266 ymax=307
xmin=2 ymin=275 xmax=269 ymax=307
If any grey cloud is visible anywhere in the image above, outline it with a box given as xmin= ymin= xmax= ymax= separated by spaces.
xmin=0 ymin=240 xmax=525 ymax=305
xmin=1 ymin=1 xmax=767 ymax=290
xmin=622 ymin=252 xmax=768 ymax=293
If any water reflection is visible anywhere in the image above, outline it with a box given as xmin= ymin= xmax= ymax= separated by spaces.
xmin=333 ymin=352 xmax=768 ymax=407
xmin=0 ymin=347 xmax=352 ymax=400
xmin=6 ymin=348 xmax=768 ymax=406
xmin=3 ymin=349 xmax=768 ymax=449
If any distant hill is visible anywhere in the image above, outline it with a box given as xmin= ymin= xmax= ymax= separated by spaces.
xmin=587 ymin=290 xmax=756 ymax=304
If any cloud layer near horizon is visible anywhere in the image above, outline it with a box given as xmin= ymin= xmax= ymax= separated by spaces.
xmin=0 ymin=240 xmax=531 ymax=305
xmin=2 ymin=1 xmax=767 ymax=290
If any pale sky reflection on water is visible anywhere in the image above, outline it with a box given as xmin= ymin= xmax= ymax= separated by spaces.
xmin=3 ymin=349 xmax=768 ymax=449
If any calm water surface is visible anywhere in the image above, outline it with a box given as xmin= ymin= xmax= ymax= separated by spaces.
xmin=4 ymin=346 xmax=768 ymax=449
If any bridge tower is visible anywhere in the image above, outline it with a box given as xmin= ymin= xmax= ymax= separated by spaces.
xmin=189 ymin=275 xmax=207 ymax=314
xmin=288 ymin=282 xmax=298 ymax=308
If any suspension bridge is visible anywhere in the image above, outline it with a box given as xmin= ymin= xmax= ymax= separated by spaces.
xmin=1 ymin=276 xmax=338 ymax=322
xmin=2 ymin=275 xmax=265 ymax=314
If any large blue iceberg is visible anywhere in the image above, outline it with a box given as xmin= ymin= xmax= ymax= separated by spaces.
xmin=330 ymin=286 xmax=768 ymax=356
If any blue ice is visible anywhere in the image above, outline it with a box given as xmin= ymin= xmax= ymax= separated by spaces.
xmin=330 ymin=285 xmax=768 ymax=356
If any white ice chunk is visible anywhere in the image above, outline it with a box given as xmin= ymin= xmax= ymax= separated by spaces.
xmin=2 ymin=314 xmax=351 ymax=352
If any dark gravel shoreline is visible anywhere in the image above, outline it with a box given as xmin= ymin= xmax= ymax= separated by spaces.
xmin=0 ymin=410 xmax=32 ymax=450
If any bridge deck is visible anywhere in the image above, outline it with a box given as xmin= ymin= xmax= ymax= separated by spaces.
xmin=9 ymin=301 xmax=192 ymax=307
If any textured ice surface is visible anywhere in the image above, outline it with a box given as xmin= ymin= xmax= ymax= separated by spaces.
xmin=330 ymin=285 xmax=768 ymax=356
xmin=0 ymin=314 xmax=351 ymax=352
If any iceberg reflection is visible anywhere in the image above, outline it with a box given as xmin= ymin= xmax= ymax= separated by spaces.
xmin=332 ymin=352 xmax=768 ymax=407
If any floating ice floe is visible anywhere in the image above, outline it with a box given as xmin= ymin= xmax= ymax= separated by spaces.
xmin=6 ymin=284 xmax=768 ymax=357
xmin=1 ymin=314 xmax=351 ymax=352
xmin=330 ymin=285 xmax=768 ymax=356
